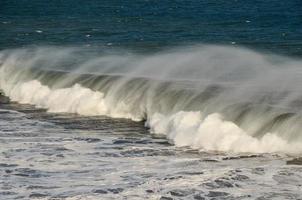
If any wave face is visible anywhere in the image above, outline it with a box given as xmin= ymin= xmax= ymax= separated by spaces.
xmin=1 ymin=45 xmax=302 ymax=154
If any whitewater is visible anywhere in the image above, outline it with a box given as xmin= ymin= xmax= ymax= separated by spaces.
xmin=1 ymin=45 xmax=302 ymax=154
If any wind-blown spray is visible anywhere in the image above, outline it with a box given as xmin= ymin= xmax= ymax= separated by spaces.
xmin=1 ymin=45 xmax=302 ymax=154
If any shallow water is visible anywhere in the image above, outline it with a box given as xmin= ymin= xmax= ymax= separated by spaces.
xmin=0 ymin=102 xmax=301 ymax=200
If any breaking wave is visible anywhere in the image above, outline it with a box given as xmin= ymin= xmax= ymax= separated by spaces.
xmin=1 ymin=45 xmax=302 ymax=154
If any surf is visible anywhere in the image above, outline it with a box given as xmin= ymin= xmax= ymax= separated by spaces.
xmin=1 ymin=45 xmax=302 ymax=154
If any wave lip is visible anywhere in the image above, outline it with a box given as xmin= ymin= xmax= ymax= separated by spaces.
xmin=1 ymin=45 xmax=302 ymax=154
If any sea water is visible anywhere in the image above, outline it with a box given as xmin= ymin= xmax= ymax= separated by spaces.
xmin=1 ymin=1 xmax=302 ymax=199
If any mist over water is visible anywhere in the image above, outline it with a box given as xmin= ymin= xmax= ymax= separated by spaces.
xmin=1 ymin=45 xmax=302 ymax=154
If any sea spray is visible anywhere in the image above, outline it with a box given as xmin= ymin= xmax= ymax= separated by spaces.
xmin=1 ymin=45 xmax=302 ymax=153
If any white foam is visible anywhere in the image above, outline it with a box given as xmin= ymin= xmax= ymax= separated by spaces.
xmin=3 ymin=80 xmax=145 ymax=121
xmin=6 ymin=80 xmax=109 ymax=116
xmin=147 ymin=111 xmax=302 ymax=154
xmin=2 ymin=80 xmax=301 ymax=154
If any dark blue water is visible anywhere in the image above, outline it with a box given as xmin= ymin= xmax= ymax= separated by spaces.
xmin=1 ymin=0 xmax=302 ymax=55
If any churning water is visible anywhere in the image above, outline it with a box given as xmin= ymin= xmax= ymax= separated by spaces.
xmin=1 ymin=1 xmax=302 ymax=199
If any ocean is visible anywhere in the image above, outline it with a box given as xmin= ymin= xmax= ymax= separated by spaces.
xmin=1 ymin=0 xmax=302 ymax=199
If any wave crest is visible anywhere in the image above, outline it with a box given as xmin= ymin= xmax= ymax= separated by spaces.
xmin=1 ymin=45 xmax=302 ymax=154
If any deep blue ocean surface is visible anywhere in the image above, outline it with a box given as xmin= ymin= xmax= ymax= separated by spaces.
xmin=1 ymin=0 xmax=302 ymax=55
